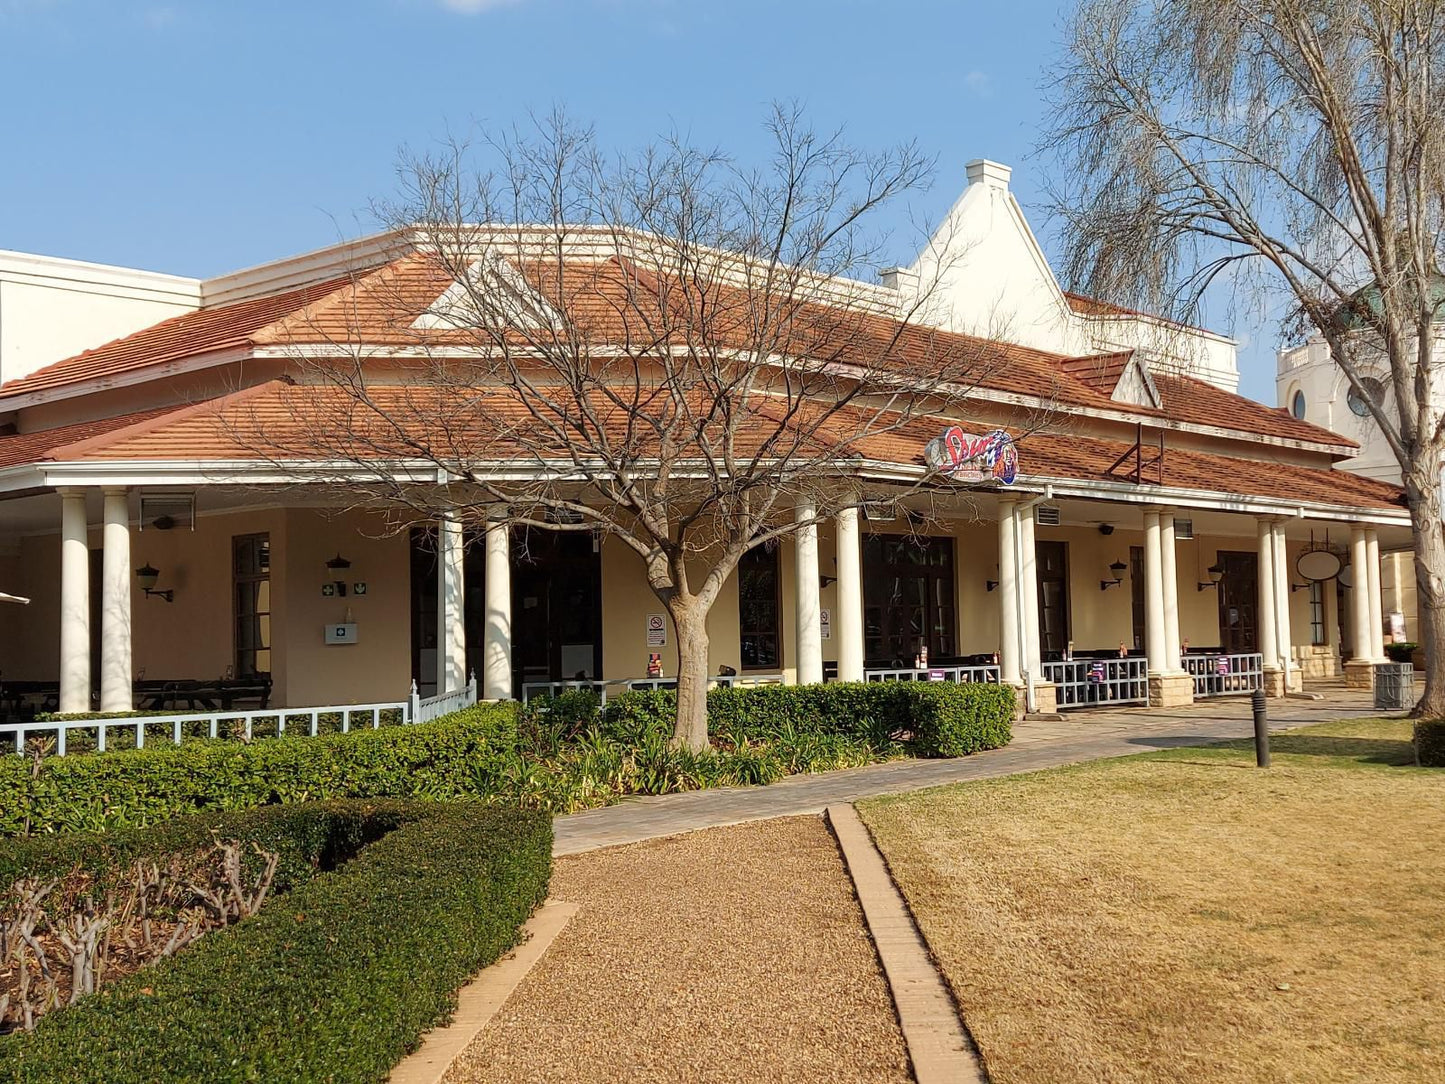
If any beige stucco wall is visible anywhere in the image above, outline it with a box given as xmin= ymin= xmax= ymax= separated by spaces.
xmin=281 ymin=509 xmax=410 ymax=707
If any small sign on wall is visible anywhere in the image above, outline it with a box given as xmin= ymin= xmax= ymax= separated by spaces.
xmin=646 ymin=614 xmax=667 ymax=647
xmin=820 ymin=609 xmax=832 ymax=640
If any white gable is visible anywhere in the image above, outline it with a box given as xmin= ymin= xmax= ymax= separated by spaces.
xmin=887 ymin=160 xmax=1241 ymax=392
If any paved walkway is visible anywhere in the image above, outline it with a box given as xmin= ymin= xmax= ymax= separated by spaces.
xmin=553 ymin=687 xmax=1384 ymax=855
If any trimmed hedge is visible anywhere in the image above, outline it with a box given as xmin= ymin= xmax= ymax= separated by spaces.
xmin=0 ymin=702 xmax=518 ymax=836
xmin=0 ymin=799 xmax=552 ymax=1083
xmin=602 ymin=680 xmax=1014 ymax=757
xmin=1414 ymin=719 xmax=1445 ymax=766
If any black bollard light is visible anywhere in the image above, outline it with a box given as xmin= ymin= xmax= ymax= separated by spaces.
xmin=1251 ymin=688 xmax=1270 ymax=767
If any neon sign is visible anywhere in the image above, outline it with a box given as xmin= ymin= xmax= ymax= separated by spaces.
xmin=924 ymin=426 xmax=1019 ymax=485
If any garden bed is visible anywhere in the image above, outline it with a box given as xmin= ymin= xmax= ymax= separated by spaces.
xmin=0 ymin=800 xmax=551 ymax=1082
xmin=0 ymin=682 xmax=1014 ymax=838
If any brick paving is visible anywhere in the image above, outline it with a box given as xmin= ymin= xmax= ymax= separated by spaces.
xmin=553 ymin=687 xmax=1382 ymax=856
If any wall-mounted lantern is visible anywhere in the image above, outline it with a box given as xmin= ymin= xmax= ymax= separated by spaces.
xmin=985 ymin=579 xmax=999 ymax=592
xmin=325 ymin=553 xmax=351 ymax=598
xmin=1197 ymin=563 xmax=1224 ymax=592
xmin=1100 ymin=560 xmax=1128 ymax=591
xmin=136 ymin=563 xmax=174 ymax=602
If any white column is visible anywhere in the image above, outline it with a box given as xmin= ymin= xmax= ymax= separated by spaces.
xmin=100 ymin=487 xmax=133 ymax=713
xmin=58 ymin=489 xmax=91 ymax=715
xmin=1018 ymin=503 xmax=1042 ymax=678
xmin=1258 ymin=518 xmax=1278 ymax=669
xmin=482 ymin=511 xmax=511 ymax=700
xmin=1160 ymin=511 xmax=1182 ymax=671
xmin=997 ymin=498 xmax=1022 ymax=685
xmin=1366 ymin=528 xmax=1385 ymax=660
xmin=834 ymin=507 xmax=864 ymax=682
xmin=1143 ymin=510 xmax=1167 ymax=672
xmin=1272 ymin=522 xmax=1293 ymax=686
xmin=794 ymin=500 xmax=823 ymax=685
xmin=437 ymin=512 xmax=466 ymax=695
xmin=1350 ymin=526 xmax=1372 ymax=663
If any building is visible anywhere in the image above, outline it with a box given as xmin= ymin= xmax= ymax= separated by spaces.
xmin=1277 ymin=313 xmax=1424 ymax=642
xmin=0 ymin=160 xmax=1411 ymax=725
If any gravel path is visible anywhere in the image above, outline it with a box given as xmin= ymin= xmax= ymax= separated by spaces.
xmin=444 ymin=815 xmax=912 ymax=1084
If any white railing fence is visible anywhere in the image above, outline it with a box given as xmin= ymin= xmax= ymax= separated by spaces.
xmin=409 ymin=672 xmax=479 ymax=723
xmin=864 ymin=665 xmax=1002 ymax=685
xmin=1043 ymin=657 xmax=1150 ymax=709
xmin=1183 ymin=652 xmax=1265 ymax=698
xmin=3 ymin=700 xmax=412 ymax=758
xmin=519 ymin=672 xmax=788 ymax=704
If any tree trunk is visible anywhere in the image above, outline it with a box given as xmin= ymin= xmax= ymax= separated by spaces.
xmin=671 ymin=607 xmax=712 ymax=751
xmin=1405 ymin=443 xmax=1445 ymax=718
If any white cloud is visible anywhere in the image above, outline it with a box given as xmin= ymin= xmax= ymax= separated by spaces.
xmin=964 ymin=70 xmax=992 ymax=98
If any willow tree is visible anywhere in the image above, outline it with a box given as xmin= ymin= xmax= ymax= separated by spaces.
xmin=247 ymin=107 xmax=1010 ymax=750
xmin=1047 ymin=0 xmax=1445 ymax=716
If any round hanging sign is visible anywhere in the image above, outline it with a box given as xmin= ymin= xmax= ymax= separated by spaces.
xmin=1296 ymin=549 xmax=1342 ymax=582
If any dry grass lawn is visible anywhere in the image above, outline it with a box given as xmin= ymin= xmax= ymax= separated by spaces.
xmin=860 ymin=718 xmax=1445 ymax=1084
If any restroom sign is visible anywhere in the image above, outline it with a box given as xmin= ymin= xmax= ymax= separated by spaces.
xmin=646 ymin=614 xmax=666 ymax=647
xmin=820 ymin=609 xmax=832 ymax=640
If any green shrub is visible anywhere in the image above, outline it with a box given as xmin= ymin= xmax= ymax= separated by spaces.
xmin=1414 ymin=719 xmax=1445 ymax=766
xmin=0 ymin=702 xmax=519 ymax=836
xmin=1386 ymin=642 xmax=1420 ymax=664
xmin=0 ymin=799 xmax=551 ymax=1083
xmin=603 ymin=681 xmax=1011 ymax=757
xmin=905 ymin=682 xmax=1015 ymax=756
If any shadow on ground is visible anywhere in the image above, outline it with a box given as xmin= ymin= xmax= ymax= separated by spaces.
xmin=1153 ymin=733 xmax=1419 ymax=766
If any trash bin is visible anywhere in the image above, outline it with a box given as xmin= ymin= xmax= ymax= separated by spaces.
xmin=1374 ymin=662 xmax=1415 ymax=711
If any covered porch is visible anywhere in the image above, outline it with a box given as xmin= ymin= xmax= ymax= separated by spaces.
xmin=0 ymin=477 xmax=1411 ymax=723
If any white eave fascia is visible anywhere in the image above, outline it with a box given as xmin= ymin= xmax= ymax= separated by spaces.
xmin=847 ymin=459 xmax=1408 ymax=525
xmin=0 ymin=346 xmax=254 ymax=412
xmin=34 ymin=458 xmax=445 ymax=488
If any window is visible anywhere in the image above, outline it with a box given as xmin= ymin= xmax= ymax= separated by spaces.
xmin=863 ymin=535 xmax=956 ymax=665
xmin=1309 ymin=580 xmax=1326 ymax=646
xmin=233 ymin=534 xmax=271 ymax=677
xmin=1348 ymin=376 xmax=1385 ymax=417
xmin=738 ymin=543 xmax=782 ymax=669
xmin=1290 ymin=390 xmax=1307 ymax=419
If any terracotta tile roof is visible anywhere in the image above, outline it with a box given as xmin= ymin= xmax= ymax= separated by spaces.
xmin=0 ymin=249 xmax=1356 ymax=455
xmin=0 ymin=407 xmax=176 ymax=470
xmin=20 ymin=381 xmax=1400 ymax=513
xmin=852 ymin=417 xmax=1401 ymax=511
xmin=1151 ymin=373 xmax=1355 ymax=447
xmin=1057 ymin=351 xmax=1134 ymax=397
xmin=1063 ymin=291 xmax=1211 ymax=334
xmin=0 ymin=276 xmax=357 ymax=401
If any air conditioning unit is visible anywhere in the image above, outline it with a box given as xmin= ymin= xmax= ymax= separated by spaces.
xmin=862 ymin=501 xmax=899 ymax=522
xmin=1034 ymin=505 xmax=1062 ymax=526
xmin=1174 ymin=518 xmax=1194 ymax=540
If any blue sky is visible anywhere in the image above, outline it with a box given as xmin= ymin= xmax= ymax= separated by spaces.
xmin=0 ymin=0 xmax=1278 ymax=400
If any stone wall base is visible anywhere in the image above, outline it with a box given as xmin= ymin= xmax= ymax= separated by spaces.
xmin=1343 ymin=660 xmax=1376 ymax=690
xmin=1009 ymin=681 xmax=1059 ymax=718
xmin=1262 ymin=667 xmax=1285 ymax=698
xmin=1148 ymin=671 xmax=1194 ymax=708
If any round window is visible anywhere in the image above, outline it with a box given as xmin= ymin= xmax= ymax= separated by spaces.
xmin=1347 ymin=376 xmax=1385 ymax=417
xmin=1290 ymin=390 xmax=1307 ymax=419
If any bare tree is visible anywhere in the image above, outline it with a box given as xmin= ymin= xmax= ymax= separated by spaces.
xmin=242 ymin=106 xmax=1031 ymax=749
xmin=1046 ymin=0 xmax=1445 ymax=716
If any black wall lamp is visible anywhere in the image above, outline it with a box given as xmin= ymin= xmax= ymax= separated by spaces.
xmin=326 ymin=553 xmax=352 ymax=597
xmin=135 ymin=563 xmax=174 ymax=603
xmin=985 ymin=579 xmax=999 ymax=592
xmin=1100 ymin=560 xmax=1127 ymax=591
xmin=1291 ymin=581 xmax=1310 ymax=593
xmin=1197 ymin=563 xmax=1224 ymax=591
